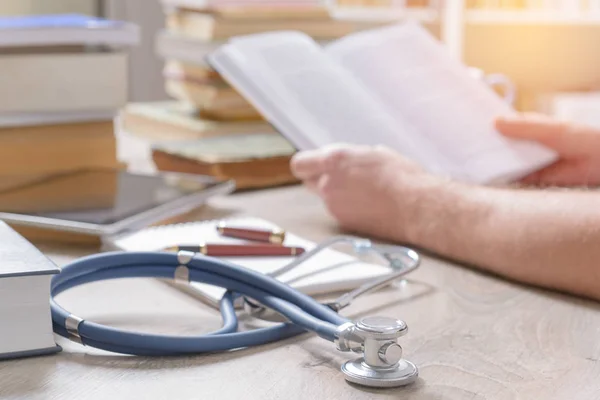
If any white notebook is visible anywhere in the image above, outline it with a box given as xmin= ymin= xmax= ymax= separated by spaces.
xmin=105 ymin=217 xmax=391 ymax=306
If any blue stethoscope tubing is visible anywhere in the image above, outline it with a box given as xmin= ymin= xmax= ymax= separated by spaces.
xmin=51 ymin=252 xmax=348 ymax=356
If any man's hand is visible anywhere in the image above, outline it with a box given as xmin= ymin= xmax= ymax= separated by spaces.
xmin=496 ymin=113 xmax=600 ymax=186
xmin=290 ymin=144 xmax=456 ymax=243
xmin=289 ymin=116 xmax=600 ymax=301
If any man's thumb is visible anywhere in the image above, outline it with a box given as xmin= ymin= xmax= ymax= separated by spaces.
xmin=494 ymin=113 xmax=568 ymax=151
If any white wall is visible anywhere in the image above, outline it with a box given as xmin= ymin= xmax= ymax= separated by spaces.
xmin=106 ymin=0 xmax=168 ymax=102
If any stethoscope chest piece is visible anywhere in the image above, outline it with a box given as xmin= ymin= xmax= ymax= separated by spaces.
xmin=341 ymin=358 xmax=418 ymax=388
xmin=336 ymin=316 xmax=418 ymax=388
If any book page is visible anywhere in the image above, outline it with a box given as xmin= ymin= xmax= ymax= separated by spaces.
xmin=325 ymin=22 xmax=557 ymax=184
xmin=208 ymin=31 xmax=448 ymax=173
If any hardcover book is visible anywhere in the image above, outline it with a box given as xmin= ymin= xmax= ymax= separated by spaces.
xmin=121 ymin=101 xmax=273 ymax=140
xmin=0 ymin=221 xmax=60 ymax=360
xmin=152 ymin=133 xmax=297 ymax=189
xmin=0 ymin=14 xmax=139 ymax=48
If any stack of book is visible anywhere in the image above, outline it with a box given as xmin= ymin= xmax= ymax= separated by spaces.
xmin=121 ymin=0 xmax=384 ymax=190
xmin=0 ymin=14 xmax=139 ymax=191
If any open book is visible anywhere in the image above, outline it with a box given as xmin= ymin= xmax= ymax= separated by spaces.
xmin=207 ymin=22 xmax=557 ymax=184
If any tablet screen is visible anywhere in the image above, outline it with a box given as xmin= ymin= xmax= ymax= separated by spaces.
xmin=0 ymin=169 xmax=221 ymax=225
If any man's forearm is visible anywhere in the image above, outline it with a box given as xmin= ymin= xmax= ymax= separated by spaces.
xmin=409 ymin=184 xmax=600 ymax=300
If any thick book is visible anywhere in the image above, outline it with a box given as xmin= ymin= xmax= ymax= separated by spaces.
xmin=197 ymin=104 xmax=262 ymax=122
xmin=208 ymin=22 xmax=558 ymax=184
xmin=0 ymin=110 xmax=117 ymax=128
xmin=156 ymin=30 xmax=222 ymax=67
xmin=0 ymin=168 xmax=117 ymax=214
xmin=0 ymin=121 xmax=118 ymax=177
xmin=163 ymin=62 xmax=259 ymax=115
xmin=120 ymin=101 xmax=274 ymax=140
xmin=0 ymin=221 xmax=60 ymax=360
xmin=152 ymin=134 xmax=297 ymax=189
xmin=165 ymin=78 xmax=249 ymax=110
xmin=166 ymin=9 xmax=383 ymax=41
xmin=161 ymin=1 xmax=332 ymax=20
xmin=156 ymin=29 xmax=330 ymax=70
xmin=0 ymin=52 xmax=128 ymax=114
xmin=0 ymin=14 xmax=139 ymax=48
xmin=164 ymin=62 xmax=262 ymax=116
xmin=163 ymin=60 xmax=225 ymax=86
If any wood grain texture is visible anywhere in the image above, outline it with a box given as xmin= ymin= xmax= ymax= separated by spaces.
xmin=2 ymin=186 xmax=600 ymax=400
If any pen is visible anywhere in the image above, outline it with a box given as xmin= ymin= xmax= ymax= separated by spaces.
xmin=165 ymin=243 xmax=304 ymax=257
xmin=216 ymin=222 xmax=286 ymax=244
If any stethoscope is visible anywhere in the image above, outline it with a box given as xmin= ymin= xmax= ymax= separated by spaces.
xmin=51 ymin=236 xmax=420 ymax=388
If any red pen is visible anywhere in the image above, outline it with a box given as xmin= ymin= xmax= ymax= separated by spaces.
xmin=216 ymin=221 xmax=286 ymax=244
xmin=165 ymin=243 xmax=304 ymax=257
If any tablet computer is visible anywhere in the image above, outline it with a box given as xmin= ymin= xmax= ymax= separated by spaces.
xmin=0 ymin=168 xmax=235 ymax=237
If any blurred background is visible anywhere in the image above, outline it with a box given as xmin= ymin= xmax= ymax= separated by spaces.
xmin=2 ymin=0 xmax=600 ymax=230
xmin=3 ymin=0 xmax=600 ymax=116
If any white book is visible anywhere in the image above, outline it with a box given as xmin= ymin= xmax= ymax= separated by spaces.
xmin=155 ymin=30 xmax=223 ymax=66
xmin=0 ymin=52 xmax=128 ymax=114
xmin=105 ymin=217 xmax=392 ymax=307
xmin=208 ymin=22 xmax=557 ymax=184
xmin=156 ymin=30 xmax=331 ymax=67
xmin=0 ymin=221 xmax=60 ymax=360
xmin=0 ymin=110 xmax=117 ymax=128
xmin=0 ymin=14 xmax=139 ymax=48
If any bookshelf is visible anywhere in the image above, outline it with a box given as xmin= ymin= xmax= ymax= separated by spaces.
xmin=329 ymin=0 xmax=600 ymax=61
xmin=331 ymin=6 xmax=439 ymax=22
xmin=465 ymin=9 xmax=600 ymax=24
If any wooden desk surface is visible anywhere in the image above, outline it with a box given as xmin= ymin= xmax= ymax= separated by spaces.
xmin=2 ymin=186 xmax=600 ymax=400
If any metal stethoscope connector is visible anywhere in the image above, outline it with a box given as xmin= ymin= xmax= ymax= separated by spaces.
xmin=242 ymin=236 xmax=421 ymax=388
